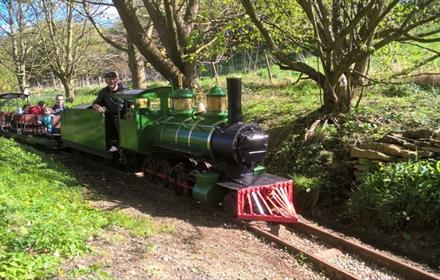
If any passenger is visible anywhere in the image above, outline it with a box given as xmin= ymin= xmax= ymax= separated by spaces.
xmin=92 ymin=71 xmax=127 ymax=151
xmin=41 ymin=107 xmax=55 ymax=134
xmin=22 ymin=104 xmax=31 ymax=114
xmin=52 ymin=94 xmax=67 ymax=115
xmin=27 ymin=100 xmax=45 ymax=115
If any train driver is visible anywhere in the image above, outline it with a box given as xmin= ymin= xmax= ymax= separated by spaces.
xmin=92 ymin=71 xmax=127 ymax=151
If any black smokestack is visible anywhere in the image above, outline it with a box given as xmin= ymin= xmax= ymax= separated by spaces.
xmin=227 ymin=77 xmax=242 ymax=125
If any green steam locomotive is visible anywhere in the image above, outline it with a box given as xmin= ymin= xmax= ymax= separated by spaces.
xmin=0 ymin=78 xmax=298 ymax=224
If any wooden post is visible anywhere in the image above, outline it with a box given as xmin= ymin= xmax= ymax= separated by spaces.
xmin=264 ymin=50 xmax=273 ymax=82
xmin=211 ymin=61 xmax=219 ymax=85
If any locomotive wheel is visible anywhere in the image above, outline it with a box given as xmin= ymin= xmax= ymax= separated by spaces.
xmin=185 ymin=170 xmax=200 ymax=196
xmin=223 ymin=192 xmax=237 ymax=218
xmin=117 ymin=150 xmax=128 ymax=171
xmin=170 ymin=164 xmax=186 ymax=196
xmin=156 ymin=160 xmax=171 ymax=188
xmin=142 ymin=157 xmax=157 ymax=182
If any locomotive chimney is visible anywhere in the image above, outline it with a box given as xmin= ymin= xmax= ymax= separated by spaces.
xmin=227 ymin=77 xmax=243 ymax=125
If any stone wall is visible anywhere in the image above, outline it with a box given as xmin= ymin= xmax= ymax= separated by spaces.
xmin=350 ymin=128 xmax=440 ymax=181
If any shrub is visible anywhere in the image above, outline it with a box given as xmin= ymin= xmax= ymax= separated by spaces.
xmin=348 ymin=160 xmax=440 ymax=230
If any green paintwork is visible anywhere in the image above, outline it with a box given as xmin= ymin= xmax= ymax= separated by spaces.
xmin=171 ymin=108 xmax=194 ymax=117
xmin=192 ymin=172 xmax=222 ymax=206
xmin=171 ymin=88 xmax=194 ymax=99
xmin=253 ymin=165 xmax=266 ymax=175
xmin=115 ymin=87 xmax=172 ymax=152
xmin=61 ymin=85 xmax=229 ymax=157
xmin=206 ymin=86 xmax=226 ymax=97
xmin=62 ymin=107 xmax=107 ymax=152
xmin=153 ymin=115 xmax=225 ymax=155
xmin=204 ymin=111 xmax=228 ymax=119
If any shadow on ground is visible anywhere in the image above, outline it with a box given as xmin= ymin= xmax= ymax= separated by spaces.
xmin=57 ymin=152 xmax=234 ymax=231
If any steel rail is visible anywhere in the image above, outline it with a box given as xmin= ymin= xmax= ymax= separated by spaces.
xmin=242 ymin=222 xmax=360 ymax=280
xmin=290 ymin=221 xmax=440 ymax=280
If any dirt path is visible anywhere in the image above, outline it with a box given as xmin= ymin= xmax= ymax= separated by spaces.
xmin=56 ymin=154 xmax=324 ymax=280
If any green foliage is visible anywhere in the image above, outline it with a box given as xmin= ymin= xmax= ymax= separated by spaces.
xmin=69 ymin=87 xmax=100 ymax=106
xmin=348 ymin=160 xmax=440 ymax=230
xmin=372 ymin=41 xmax=440 ymax=77
xmin=0 ymin=137 xmax=172 ymax=279
xmin=66 ymin=262 xmax=113 ymax=280
xmin=291 ymin=175 xmax=321 ymax=193
xmin=0 ymin=137 xmax=107 ymax=279
xmin=0 ymin=65 xmax=17 ymax=92
xmin=187 ymin=0 xmax=263 ymax=65
xmin=25 ymin=86 xmax=100 ymax=108
xmin=253 ymin=0 xmax=313 ymax=54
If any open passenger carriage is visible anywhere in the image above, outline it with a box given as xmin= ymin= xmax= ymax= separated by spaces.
xmin=0 ymin=93 xmax=61 ymax=147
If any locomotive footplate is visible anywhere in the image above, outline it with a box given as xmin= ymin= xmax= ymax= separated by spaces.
xmin=217 ymin=173 xmax=299 ymax=224
xmin=217 ymin=173 xmax=290 ymax=190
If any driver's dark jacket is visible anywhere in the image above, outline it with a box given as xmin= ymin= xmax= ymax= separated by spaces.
xmin=92 ymin=82 xmax=127 ymax=142
xmin=92 ymin=83 xmax=127 ymax=116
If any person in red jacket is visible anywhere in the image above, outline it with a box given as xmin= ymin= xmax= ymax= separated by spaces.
xmin=27 ymin=101 xmax=46 ymax=115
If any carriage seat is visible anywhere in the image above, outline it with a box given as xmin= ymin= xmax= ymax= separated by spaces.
xmin=0 ymin=112 xmax=13 ymax=129
xmin=12 ymin=114 xmax=44 ymax=135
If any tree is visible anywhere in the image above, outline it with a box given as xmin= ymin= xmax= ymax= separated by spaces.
xmin=82 ymin=2 xmax=148 ymax=88
xmin=112 ymin=0 xmax=241 ymax=89
xmin=0 ymin=0 xmax=36 ymax=92
xmin=30 ymin=0 xmax=96 ymax=98
xmin=240 ymin=0 xmax=440 ymax=113
xmin=111 ymin=0 xmax=197 ymax=88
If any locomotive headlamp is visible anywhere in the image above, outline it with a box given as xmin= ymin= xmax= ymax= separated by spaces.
xmin=247 ymin=134 xmax=268 ymax=141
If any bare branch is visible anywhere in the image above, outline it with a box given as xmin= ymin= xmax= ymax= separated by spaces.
xmin=81 ymin=0 xmax=128 ymax=52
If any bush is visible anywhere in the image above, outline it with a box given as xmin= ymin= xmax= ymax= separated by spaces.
xmin=348 ymin=160 xmax=440 ymax=230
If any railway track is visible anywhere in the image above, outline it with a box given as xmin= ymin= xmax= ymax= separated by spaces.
xmin=243 ymin=220 xmax=440 ymax=280
xmin=56 ymin=150 xmax=440 ymax=279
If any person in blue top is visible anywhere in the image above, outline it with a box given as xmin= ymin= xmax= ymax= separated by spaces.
xmin=41 ymin=107 xmax=54 ymax=134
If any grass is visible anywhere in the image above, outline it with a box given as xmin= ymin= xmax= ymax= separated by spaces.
xmin=371 ymin=41 xmax=440 ymax=77
xmin=0 ymin=137 xmax=173 ymax=279
xmin=107 ymin=211 xmax=174 ymax=238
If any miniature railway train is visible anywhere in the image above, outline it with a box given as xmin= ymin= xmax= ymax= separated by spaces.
xmin=0 ymin=78 xmax=298 ymax=224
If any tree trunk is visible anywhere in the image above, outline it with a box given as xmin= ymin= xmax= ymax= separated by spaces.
xmin=60 ymin=78 xmax=75 ymax=99
xmin=322 ymin=74 xmax=352 ymax=113
xmin=127 ymin=35 xmax=147 ymax=88
xmin=183 ymin=62 xmax=198 ymax=90
xmin=16 ymin=63 xmax=27 ymax=93
xmin=113 ymin=1 xmax=181 ymax=87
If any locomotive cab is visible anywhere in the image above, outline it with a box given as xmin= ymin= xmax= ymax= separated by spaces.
xmin=114 ymin=87 xmax=172 ymax=153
